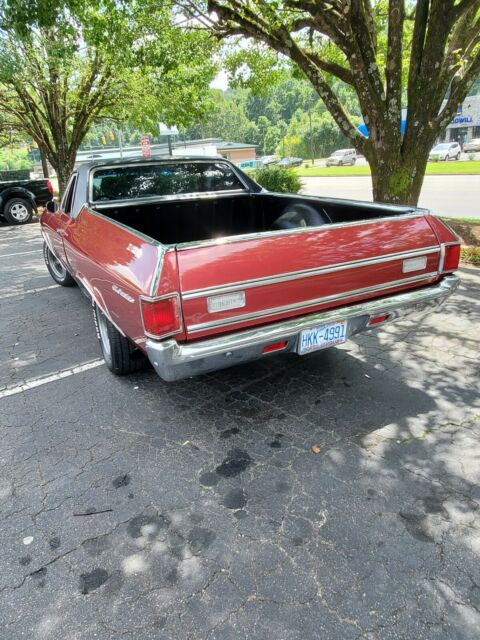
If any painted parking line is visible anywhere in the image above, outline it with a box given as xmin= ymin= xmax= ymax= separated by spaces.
xmin=0 ymin=284 xmax=60 ymax=300
xmin=0 ymin=359 xmax=104 ymax=399
xmin=0 ymin=250 xmax=42 ymax=258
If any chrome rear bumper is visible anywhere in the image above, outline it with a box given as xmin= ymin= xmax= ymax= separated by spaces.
xmin=146 ymin=275 xmax=459 ymax=381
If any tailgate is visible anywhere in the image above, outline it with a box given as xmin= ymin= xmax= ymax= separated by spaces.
xmin=176 ymin=215 xmax=442 ymax=340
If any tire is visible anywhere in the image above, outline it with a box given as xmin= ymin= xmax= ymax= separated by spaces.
xmin=338 ymin=161 xmax=343 ymax=166
xmin=455 ymin=153 xmax=460 ymax=160
xmin=351 ymin=159 xmax=356 ymax=165
xmin=3 ymin=198 xmax=33 ymax=225
xmin=271 ymin=204 xmax=327 ymax=230
xmin=93 ymin=304 xmax=148 ymax=375
xmin=43 ymin=242 xmax=76 ymax=286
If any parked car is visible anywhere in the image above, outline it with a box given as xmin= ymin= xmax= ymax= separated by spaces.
xmin=326 ymin=149 xmax=357 ymax=166
xmin=463 ymin=138 xmax=480 ymax=153
xmin=259 ymin=155 xmax=278 ymax=166
xmin=278 ymin=157 xmax=303 ymax=167
xmin=40 ymin=157 xmax=460 ymax=382
xmin=429 ymin=142 xmax=461 ymax=161
xmin=0 ymin=176 xmax=53 ymax=224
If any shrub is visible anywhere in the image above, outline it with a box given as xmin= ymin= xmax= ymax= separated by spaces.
xmin=252 ymin=165 xmax=302 ymax=193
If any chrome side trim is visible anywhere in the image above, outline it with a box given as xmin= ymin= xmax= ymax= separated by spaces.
xmin=435 ymin=216 xmax=462 ymax=243
xmin=145 ymin=275 xmax=460 ymax=381
xmin=91 ymin=189 xmax=249 ymax=209
xmin=149 ymin=245 xmax=175 ymax=298
xmin=186 ymin=272 xmax=439 ymax=334
xmin=182 ymin=246 xmax=440 ymax=300
xmin=175 ymin=212 xmax=423 ymax=251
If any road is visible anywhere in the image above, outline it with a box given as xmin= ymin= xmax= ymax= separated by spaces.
xmin=1 ymin=223 xmax=479 ymax=639
xmin=302 ymin=175 xmax=480 ymax=218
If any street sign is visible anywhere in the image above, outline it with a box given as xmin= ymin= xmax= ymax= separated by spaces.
xmin=140 ymin=136 xmax=151 ymax=158
xmin=159 ymin=123 xmax=179 ymax=136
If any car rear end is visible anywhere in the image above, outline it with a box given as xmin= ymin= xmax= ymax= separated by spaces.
xmin=142 ymin=211 xmax=460 ymax=381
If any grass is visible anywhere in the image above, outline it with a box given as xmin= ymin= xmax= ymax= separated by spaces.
xmin=295 ymin=160 xmax=480 ymax=177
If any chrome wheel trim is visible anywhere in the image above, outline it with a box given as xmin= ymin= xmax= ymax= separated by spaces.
xmin=48 ymin=250 xmax=66 ymax=280
xmin=97 ymin=311 xmax=112 ymax=361
xmin=9 ymin=202 xmax=29 ymax=221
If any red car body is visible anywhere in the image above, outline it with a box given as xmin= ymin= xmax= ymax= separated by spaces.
xmin=41 ymin=158 xmax=460 ymax=381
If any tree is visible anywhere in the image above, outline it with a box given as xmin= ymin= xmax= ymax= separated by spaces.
xmin=204 ymin=0 xmax=480 ymax=205
xmin=0 ymin=1 xmax=216 ymax=194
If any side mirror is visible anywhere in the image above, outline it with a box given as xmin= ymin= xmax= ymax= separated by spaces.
xmin=46 ymin=199 xmax=58 ymax=213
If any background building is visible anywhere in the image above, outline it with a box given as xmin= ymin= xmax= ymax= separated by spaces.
xmin=74 ymin=139 xmax=257 ymax=167
xmin=438 ymin=95 xmax=480 ymax=145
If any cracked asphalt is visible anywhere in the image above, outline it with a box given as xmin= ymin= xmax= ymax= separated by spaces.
xmin=1 ymin=222 xmax=479 ymax=640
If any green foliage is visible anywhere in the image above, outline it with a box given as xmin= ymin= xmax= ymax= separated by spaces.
xmin=0 ymin=147 xmax=32 ymax=171
xmin=251 ymin=166 xmax=301 ymax=194
xmin=206 ymin=0 xmax=480 ymax=204
xmin=186 ymin=72 xmax=357 ymax=158
xmin=0 ymin=0 xmax=217 ymax=190
xmin=277 ymin=108 xmax=353 ymax=159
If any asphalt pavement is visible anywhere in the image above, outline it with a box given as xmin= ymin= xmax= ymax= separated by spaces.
xmin=1 ymin=222 xmax=479 ymax=639
xmin=302 ymin=175 xmax=480 ymax=219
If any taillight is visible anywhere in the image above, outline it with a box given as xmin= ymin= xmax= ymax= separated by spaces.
xmin=441 ymin=244 xmax=460 ymax=273
xmin=140 ymin=295 xmax=181 ymax=339
xmin=367 ymin=313 xmax=390 ymax=327
xmin=262 ymin=341 xmax=288 ymax=354
xmin=47 ymin=179 xmax=54 ymax=194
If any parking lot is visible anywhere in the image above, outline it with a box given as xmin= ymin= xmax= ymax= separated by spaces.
xmin=1 ymin=221 xmax=479 ymax=639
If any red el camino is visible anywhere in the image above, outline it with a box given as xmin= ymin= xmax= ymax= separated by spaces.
xmin=40 ymin=158 xmax=460 ymax=381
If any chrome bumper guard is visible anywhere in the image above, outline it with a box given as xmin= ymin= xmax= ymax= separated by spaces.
xmin=146 ymin=275 xmax=459 ymax=381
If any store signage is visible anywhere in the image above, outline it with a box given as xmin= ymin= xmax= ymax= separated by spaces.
xmin=451 ymin=116 xmax=473 ymax=124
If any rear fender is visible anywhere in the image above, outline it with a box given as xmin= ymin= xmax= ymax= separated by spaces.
xmin=77 ymin=274 xmax=127 ymax=338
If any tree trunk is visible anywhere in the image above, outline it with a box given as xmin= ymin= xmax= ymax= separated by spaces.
xmin=39 ymin=146 xmax=49 ymax=178
xmin=56 ymin=166 xmax=72 ymax=199
xmin=368 ymin=148 xmax=430 ymax=206
xmin=52 ymin=152 xmax=75 ymax=200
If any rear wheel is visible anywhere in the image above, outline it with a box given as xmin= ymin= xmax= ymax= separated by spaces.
xmin=3 ymin=198 xmax=33 ymax=225
xmin=93 ymin=304 xmax=147 ymax=375
xmin=338 ymin=161 xmax=343 ymax=166
xmin=43 ymin=242 xmax=76 ymax=286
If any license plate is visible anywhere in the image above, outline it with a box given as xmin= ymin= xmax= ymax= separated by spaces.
xmin=298 ymin=320 xmax=347 ymax=355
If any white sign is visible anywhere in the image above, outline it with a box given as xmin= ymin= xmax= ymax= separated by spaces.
xmin=159 ymin=123 xmax=179 ymax=136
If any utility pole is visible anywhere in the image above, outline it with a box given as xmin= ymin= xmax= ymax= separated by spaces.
xmin=308 ymin=112 xmax=314 ymax=166
xmin=118 ymin=128 xmax=123 ymax=159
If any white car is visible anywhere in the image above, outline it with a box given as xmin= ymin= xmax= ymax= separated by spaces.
xmin=326 ymin=149 xmax=356 ymax=166
xmin=463 ymin=138 xmax=480 ymax=153
xmin=429 ymin=142 xmax=461 ymax=161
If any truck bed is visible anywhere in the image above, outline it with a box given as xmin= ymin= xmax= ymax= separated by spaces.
xmin=93 ymin=192 xmax=415 ymax=245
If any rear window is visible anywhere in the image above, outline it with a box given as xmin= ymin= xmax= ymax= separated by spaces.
xmin=91 ymin=162 xmax=245 ymax=202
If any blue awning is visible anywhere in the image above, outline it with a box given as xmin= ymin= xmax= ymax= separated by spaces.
xmin=358 ymin=120 xmax=407 ymax=138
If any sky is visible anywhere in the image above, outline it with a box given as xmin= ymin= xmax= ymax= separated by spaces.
xmin=210 ymin=70 xmax=229 ymax=91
